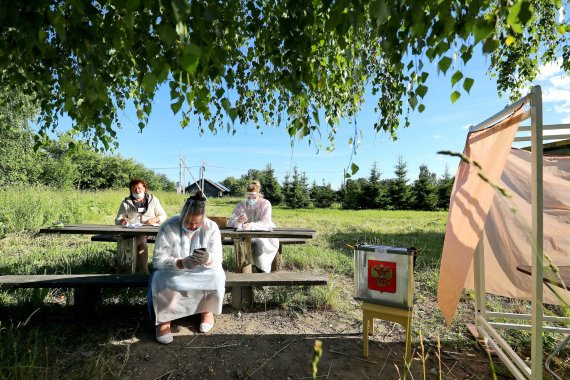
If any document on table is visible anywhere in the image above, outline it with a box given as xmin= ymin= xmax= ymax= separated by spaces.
xmin=123 ymin=223 xmax=160 ymax=228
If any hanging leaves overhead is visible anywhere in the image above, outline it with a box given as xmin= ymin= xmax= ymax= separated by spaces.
xmin=0 ymin=0 xmax=568 ymax=150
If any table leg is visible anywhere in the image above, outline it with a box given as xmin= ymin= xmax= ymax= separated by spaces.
xmin=233 ymin=237 xmax=253 ymax=308
xmin=116 ymin=236 xmax=137 ymax=274
xmin=271 ymin=242 xmax=283 ymax=272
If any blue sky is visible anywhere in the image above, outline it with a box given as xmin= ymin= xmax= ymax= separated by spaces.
xmin=59 ymin=49 xmax=570 ymax=190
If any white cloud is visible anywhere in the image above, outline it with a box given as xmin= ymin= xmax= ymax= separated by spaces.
xmin=537 ymin=58 xmax=563 ymax=80
xmin=461 ymin=124 xmax=473 ymax=130
xmin=549 ymin=75 xmax=570 ymax=89
xmin=433 ymin=135 xmax=441 ymax=139
xmin=563 ymin=115 xmax=570 ymax=124
xmin=542 ymin=88 xmax=570 ymax=105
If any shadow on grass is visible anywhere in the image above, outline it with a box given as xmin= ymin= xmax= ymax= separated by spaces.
xmin=323 ymin=228 xmax=445 ymax=266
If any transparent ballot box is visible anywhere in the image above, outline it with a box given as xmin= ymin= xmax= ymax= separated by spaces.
xmin=353 ymin=245 xmax=414 ymax=310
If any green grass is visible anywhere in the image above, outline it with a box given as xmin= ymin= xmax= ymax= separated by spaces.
xmin=0 ymin=187 xmax=568 ymax=378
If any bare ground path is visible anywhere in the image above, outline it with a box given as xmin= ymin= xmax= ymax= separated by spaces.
xmin=114 ymin=306 xmax=506 ymax=380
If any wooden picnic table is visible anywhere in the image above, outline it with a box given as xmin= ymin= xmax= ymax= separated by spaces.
xmin=40 ymin=224 xmax=160 ymax=274
xmin=39 ymin=224 xmax=317 ymax=274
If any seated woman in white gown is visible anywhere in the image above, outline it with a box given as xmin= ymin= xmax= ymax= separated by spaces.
xmin=151 ymin=191 xmax=225 ymax=344
xmin=227 ymin=180 xmax=279 ymax=273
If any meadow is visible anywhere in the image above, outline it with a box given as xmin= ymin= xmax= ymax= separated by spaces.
xmin=0 ymin=187 xmax=568 ymax=379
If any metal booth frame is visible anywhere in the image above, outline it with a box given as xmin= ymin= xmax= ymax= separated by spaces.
xmin=469 ymin=85 xmax=570 ymax=379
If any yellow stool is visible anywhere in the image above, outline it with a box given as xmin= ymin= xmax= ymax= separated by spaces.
xmin=362 ymin=302 xmax=412 ymax=364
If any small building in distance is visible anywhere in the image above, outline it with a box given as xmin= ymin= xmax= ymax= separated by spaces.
xmin=185 ymin=179 xmax=230 ymax=198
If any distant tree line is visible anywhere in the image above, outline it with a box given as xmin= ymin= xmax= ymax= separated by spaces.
xmin=221 ymin=157 xmax=454 ymax=211
xmin=1 ymin=92 xmax=175 ymax=191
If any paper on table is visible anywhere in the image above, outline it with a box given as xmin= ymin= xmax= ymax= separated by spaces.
xmin=124 ymin=223 xmax=142 ymax=228
xmin=236 ymin=225 xmax=272 ymax=232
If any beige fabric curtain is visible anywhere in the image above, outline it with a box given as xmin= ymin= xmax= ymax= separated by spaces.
xmin=464 ymin=149 xmax=570 ymax=305
xmin=437 ymin=107 xmax=525 ymax=326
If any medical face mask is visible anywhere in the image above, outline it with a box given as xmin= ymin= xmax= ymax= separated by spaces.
xmin=182 ymin=223 xmax=202 ymax=234
xmin=132 ymin=192 xmax=144 ymax=199
xmin=246 ymin=198 xmax=257 ymax=206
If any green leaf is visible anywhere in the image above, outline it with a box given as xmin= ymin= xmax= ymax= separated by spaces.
xmin=228 ymin=108 xmax=238 ymax=123
xmin=420 ymin=72 xmax=429 ymax=83
xmin=221 ymin=98 xmax=231 ymax=112
xmin=416 ymin=85 xmax=428 ymax=98
xmin=370 ymin=0 xmax=389 ymax=26
xmin=463 ymin=78 xmax=474 ymax=93
xmin=179 ymin=43 xmax=201 ymax=74
xmin=351 ymin=163 xmax=359 ymax=175
xmin=473 ymin=19 xmax=494 ymax=44
xmin=171 ymin=98 xmax=184 ymax=115
xmin=450 ymin=91 xmax=461 ymax=103
xmin=482 ymin=38 xmax=500 ymax=53
xmin=312 ymin=109 xmax=320 ymax=125
xmin=141 ymin=73 xmax=156 ymax=92
xmin=418 ymin=104 xmax=425 ymax=113
xmin=126 ymin=0 xmax=140 ymax=11
xmin=171 ymin=0 xmax=191 ymax=21
xmin=507 ymin=0 xmax=532 ymax=34
xmin=451 ymin=70 xmax=463 ymax=86
xmin=437 ymin=56 xmax=452 ymax=74
xmin=409 ymin=96 xmax=418 ymax=110
xmin=157 ymin=24 xmax=177 ymax=45
xmin=505 ymin=36 xmax=516 ymax=46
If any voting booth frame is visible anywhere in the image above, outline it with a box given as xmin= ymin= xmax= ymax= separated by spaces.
xmin=470 ymin=86 xmax=570 ymax=380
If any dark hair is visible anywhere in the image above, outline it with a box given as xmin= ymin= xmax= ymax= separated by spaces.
xmin=189 ymin=190 xmax=207 ymax=201
xmin=129 ymin=178 xmax=147 ymax=191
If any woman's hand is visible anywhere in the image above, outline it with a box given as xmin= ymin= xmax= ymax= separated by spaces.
xmin=144 ymin=217 xmax=160 ymax=225
xmin=238 ymin=215 xmax=248 ymax=223
xmin=120 ymin=217 xmax=128 ymax=225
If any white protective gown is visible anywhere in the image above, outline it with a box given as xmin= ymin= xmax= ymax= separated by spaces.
xmin=227 ymin=198 xmax=279 ymax=273
xmin=151 ymin=216 xmax=225 ymax=324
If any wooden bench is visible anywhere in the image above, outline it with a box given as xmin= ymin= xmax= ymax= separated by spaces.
xmin=0 ymin=272 xmax=328 ymax=310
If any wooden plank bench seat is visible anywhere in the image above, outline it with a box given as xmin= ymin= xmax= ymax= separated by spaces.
xmin=0 ymin=272 xmax=327 ymax=288
xmin=0 ymin=272 xmax=328 ymax=310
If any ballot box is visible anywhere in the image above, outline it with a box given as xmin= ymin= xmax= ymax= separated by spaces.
xmin=353 ymin=245 xmax=415 ymax=310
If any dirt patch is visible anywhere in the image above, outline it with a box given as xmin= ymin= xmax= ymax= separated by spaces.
xmin=116 ymin=304 xmax=507 ymax=380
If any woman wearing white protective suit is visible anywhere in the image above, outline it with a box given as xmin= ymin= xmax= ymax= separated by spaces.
xmin=151 ymin=191 xmax=225 ymax=344
xmin=227 ymin=180 xmax=279 ymax=273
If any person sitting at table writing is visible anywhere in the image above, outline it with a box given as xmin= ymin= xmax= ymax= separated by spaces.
xmin=115 ymin=178 xmax=167 ymax=273
xmin=151 ymin=191 xmax=225 ymax=344
xmin=227 ymin=180 xmax=279 ymax=273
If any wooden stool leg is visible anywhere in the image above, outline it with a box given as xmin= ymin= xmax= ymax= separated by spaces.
xmin=363 ymin=312 xmax=369 ymax=358
xmin=404 ymin=316 xmax=412 ymax=364
xmin=369 ymin=317 xmax=374 ymax=335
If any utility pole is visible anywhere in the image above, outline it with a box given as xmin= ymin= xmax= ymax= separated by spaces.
xmin=201 ymin=159 xmax=205 ymax=194
xmin=183 ymin=158 xmax=187 ymax=195
xmin=178 ymin=152 xmax=182 ymax=194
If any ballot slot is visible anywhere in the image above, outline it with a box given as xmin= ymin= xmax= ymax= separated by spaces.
xmin=353 ymin=245 xmax=414 ymax=310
